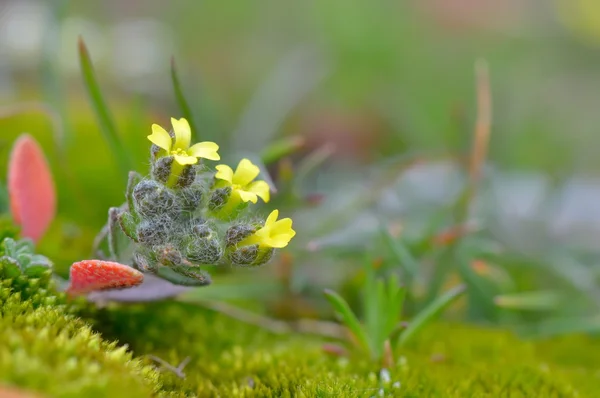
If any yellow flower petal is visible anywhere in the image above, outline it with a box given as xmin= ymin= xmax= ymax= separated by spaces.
xmin=247 ymin=180 xmax=270 ymax=203
xmin=171 ymin=117 xmax=191 ymax=150
xmin=265 ymin=235 xmax=294 ymax=248
xmin=271 ymin=218 xmax=294 ymax=236
xmin=215 ymin=164 xmax=234 ymax=184
xmin=233 ymin=158 xmax=260 ymax=186
xmin=188 ymin=141 xmax=220 ymax=161
xmin=265 ymin=210 xmax=279 ymax=227
xmin=173 ymin=154 xmax=199 ymax=165
xmin=237 ymin=189 xmax=258 ymax=203
xmin=148 ymin=124 xmax=172 ymax=152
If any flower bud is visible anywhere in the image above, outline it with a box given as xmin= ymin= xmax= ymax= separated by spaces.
xmin=175 ymin=164 xmax=197 ymax=188
xmin=180 ymin=185 xmax=203 ymax=214
xmin=208 ymin=187 xmax=231 ymax=212
xmin=184 ymin=226 xmax=223 ymax=265
xmin=155 ymin=244 xmax=183 ymax=266
xmin=151 ymin=156 xmax=173 ymax=184
xmin=136 ymin=218 xmax=170 ymax=246
xmin=228 ymin=244 xmax=258 ymax=266
xmin=191 ymin=222 xmax=210 ymax=238
xmin=225 ymin=224 xmax=256 ymax=247
xmin=133 ymin=180 xmax=180 ymax=219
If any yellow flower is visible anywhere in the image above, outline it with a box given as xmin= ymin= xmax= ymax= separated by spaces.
xmin=215 ymin=159 xmax=270 ymax=204
xmin=239 ymin=210 xmax=295 ymax=248
xmin=147 ymin=117 xmax=220 ymax=165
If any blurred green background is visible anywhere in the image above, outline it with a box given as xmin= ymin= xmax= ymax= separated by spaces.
xmin=1 ymin=0 xmax=600 ymax=325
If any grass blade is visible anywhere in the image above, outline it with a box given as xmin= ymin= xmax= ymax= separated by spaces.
xmin=170 ymin=57 xmax=199 ymax=142
xmin=494 ymin=291 xmax=562 ymax=312
xmin=380 ymin=225 xmax=418 ymax=279
xmin=398 ymin=284 xmax=466 ymax=347
xmin=78 ymin=36 xmax=131 ymax=177
xmin=260 ymin=136 xmax=305 ymax=165
xmin=324 ymin=289 xmax=370 ymax=353
xmin=517 ymin=316 xmax=600 ymax=339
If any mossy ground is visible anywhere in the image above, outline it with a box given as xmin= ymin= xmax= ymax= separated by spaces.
xmin=3 ymin=275 xmax=599 ymax=398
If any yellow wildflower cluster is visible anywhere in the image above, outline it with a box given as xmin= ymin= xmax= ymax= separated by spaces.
xmin=147 ymin=117 xmax=295 ymax=249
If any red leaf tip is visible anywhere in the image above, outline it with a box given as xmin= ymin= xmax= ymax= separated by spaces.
xmin=8 ymin=134 xmax=56 ymax=242
xmin=67 ymin=260 xmax=144 ymax=296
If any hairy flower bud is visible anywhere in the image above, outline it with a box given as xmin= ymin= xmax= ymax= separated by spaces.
xmin=228 ymin=244 xmax=258 ymax=266
xmin=225 ymin=224 xmax=256 ymax=247
xmin=136 ymin=218 xmax=170 ymax=246
xmin=155 ymin=244 xmax=183 ymax=266
xmin=180 ymin=185 xmax=203 ymax=214
xmin=176 ymin=164 xmax=197 ymax=188
xmin=208 ymin=187 xmax=231 ymax=212
xmin=151 ymin=156 xmax=173 ymax=184
xmin=191 ymin=222 xmax=211 ymax=238
xmin=184 ymin=226 xmax=222 ymax=264
xmin=133 ymin=180 xmax=180 ymax=219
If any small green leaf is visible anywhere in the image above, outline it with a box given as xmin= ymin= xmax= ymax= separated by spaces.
xmin=117 ymin=211 xmax=138 ymax=242
xmin=126 ymin=171 xmax=142 ymax=220
xmin=324 ymin=289 xmax=370 ymax=353
xmin=260 ymin=136 xmax=305 ymax=165
xmin=170 ymin=57 xmax=199 ymax=142
xmin=399 ymin=284 xmax=466 ymax=347
xmin=494 ymin=291 xmax=562 ymax=312
xmin=156 ymin=265 xmax=212 ymax=287
xmin=78 ymin=36 xmax=130 ymax=177
xmin=0 ymin=256 xmax=21 ymax=278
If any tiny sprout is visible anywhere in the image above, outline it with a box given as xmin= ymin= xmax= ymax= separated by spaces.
xmin=323 ymin=259 xmax=465 ymax=367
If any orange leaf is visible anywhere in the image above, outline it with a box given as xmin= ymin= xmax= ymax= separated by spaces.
xmin=8 ymin=134 xmax=56 ymax=242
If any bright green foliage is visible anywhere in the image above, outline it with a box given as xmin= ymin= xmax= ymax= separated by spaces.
xmin=324 ymin=260 xmax=465 ymax=365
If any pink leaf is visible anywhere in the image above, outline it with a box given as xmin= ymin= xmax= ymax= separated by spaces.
xmin=67 ymin=260 xmax=144 ymax=296
xmin=8 ymin=134 xmax=56 ymax=242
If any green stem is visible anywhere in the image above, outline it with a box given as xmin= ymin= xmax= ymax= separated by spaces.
xmin=166 ymin=162 xmax=184 ymax=188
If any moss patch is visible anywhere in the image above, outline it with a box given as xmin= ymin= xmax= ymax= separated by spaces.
xmin=1 ymin=274 xmax=599 ymax=397
xmin=92 ymin=301 xmax=600 ymax=397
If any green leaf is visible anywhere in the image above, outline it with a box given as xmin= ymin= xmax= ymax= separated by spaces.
xmin=170 ymin=57 xmax=199 ymax=142
xmin=78 ymin=36 xmax=130 ymax=177
xmin=494 ymin=291 xmax=562 ymax=312
xmin=398 ymin=284 xmax=466 ymax=347
xmin=324 ymin=289 xmax=370 ymax=353
xmin=379 ymin=226 xmax=418 ymax=279
xmin=126 ymin=172 xmax=142 ymax=220
xmin=156 ymin=265 xmax=212 ymax=287
xmin=260 ymin=136 xmax=305 ymax=165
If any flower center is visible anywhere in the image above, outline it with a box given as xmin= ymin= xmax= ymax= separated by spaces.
xmin=171 ymin=148 xmax=187 ymax=156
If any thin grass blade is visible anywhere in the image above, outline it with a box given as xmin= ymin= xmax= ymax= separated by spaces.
xmin=170 ymin=57 xmax=199 ymax=142
xmin=78 ymin=36 xmax=130 ymax=177
xmin=324 ymin=289 xmax=370 ymax=353
xmin=398 ymin=284 xmax=466 ymax=347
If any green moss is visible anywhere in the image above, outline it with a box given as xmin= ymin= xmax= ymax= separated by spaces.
xmin=0 ymin=264 xmax=599 ymax=396
xmin=92 ymin=301 xmax=600 ymax=397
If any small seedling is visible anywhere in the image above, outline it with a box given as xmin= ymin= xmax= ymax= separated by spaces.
xmin=324 ymin=260 xmax=465 ymax=367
